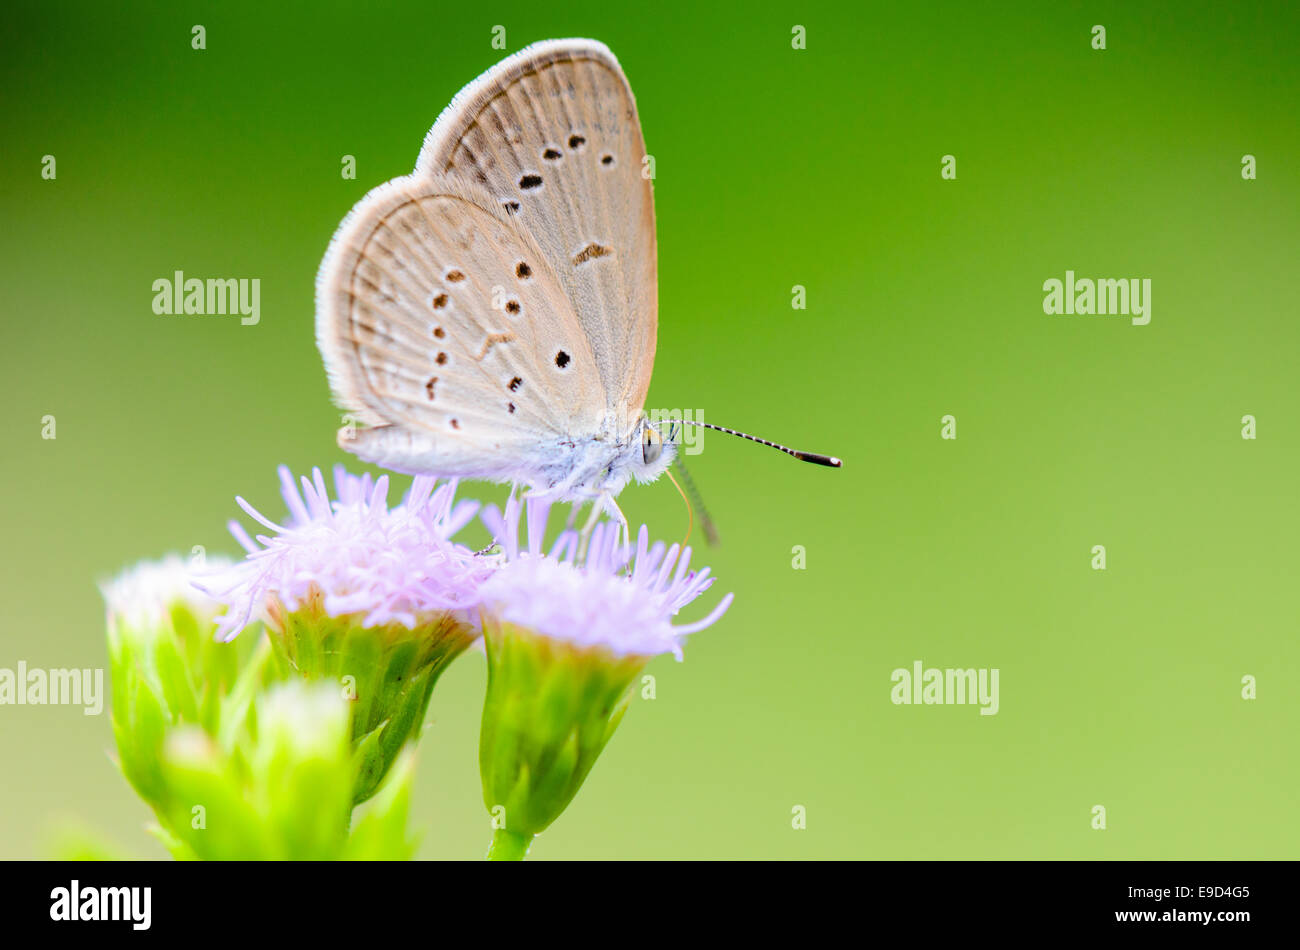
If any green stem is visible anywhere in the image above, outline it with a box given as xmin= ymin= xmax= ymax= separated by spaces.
xmin=487 ymin=828 xmax=533 ymax=861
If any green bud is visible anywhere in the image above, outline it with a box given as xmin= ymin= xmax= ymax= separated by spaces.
xmin=102 ymin=556 xmax=262 ymax=810
xmin=152 ymin=682 xmax=354 ymax=859
xmin=478 ymin=616 xmax=646 ymax=856
xmin=344 ymin=749 xmax=419 ymax=860
xmin=265 ymin=595 xmax=475 ymax=804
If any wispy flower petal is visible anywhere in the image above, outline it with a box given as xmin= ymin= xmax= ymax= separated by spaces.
xmin=478 ymin=501 xmax=733 ymax=660
xmin=206 ymin=465 xmax=491 ymax=640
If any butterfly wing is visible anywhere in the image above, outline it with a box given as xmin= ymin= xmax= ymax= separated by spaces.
xmin=415 ymin=38 xmax=658 ymax=420
xmin=316 ymin=174 xmax=606 ymax=483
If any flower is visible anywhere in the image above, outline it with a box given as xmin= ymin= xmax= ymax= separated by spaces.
xmin=209 ymin=465 xmax=490 ymax=640
xmin=475 ymin=496 xmax=733 ymax=858
xmin=204 ymin=465 xmax=491 ymax=804
xmin=101 ymin=554 xmax=265 ymax=810
xmin=103 ymin=554 xmax=416 ymax=858
xmin=479 ymin=495 xmax=734 ymax=660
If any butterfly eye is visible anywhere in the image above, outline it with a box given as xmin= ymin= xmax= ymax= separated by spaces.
xmin=642 ymin=426 xmax=663 ymax=465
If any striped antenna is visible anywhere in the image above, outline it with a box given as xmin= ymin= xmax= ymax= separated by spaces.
xmin=675 ymin=420 xmax=842 ymax=468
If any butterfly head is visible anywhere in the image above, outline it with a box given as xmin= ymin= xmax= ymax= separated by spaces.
xmin=597 ymin=417 xmax=677 ymax=495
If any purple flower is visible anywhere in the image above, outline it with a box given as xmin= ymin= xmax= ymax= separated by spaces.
xmin=208 ymin=465 xmax=491 ymax=640
xmin=475 ymin=497 xmax=734 ymax=854
xmin=478 ymin=495 xmax=733 ymax=659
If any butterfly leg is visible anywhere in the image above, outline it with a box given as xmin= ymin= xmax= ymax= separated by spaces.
xmin=474 ymin=482 xmax=524 ymax=556
xmin=576 ymin=499 xmax=605 ymax=562
xmin=600 ymin=492 xmax=632 ymax=556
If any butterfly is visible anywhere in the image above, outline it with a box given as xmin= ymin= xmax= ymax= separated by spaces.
xmin=316 ymin=38 xmax=838 ymax=535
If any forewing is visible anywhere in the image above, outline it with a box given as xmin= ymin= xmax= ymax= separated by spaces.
xmin=416 ymin=38 xmax=658 ymax=417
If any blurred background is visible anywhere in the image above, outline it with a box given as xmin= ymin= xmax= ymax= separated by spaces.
xmin=2 ymin=0 xmax=1297 ymax=859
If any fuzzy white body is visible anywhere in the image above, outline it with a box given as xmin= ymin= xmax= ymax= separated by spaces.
xmin=342 ymin=412 xmax=675 ymax=502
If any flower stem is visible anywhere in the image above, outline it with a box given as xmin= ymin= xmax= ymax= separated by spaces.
xmin=487 ymin=828 xmax=533 ymax=861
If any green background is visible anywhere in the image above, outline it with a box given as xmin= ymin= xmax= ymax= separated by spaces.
xmin=2 ymin=0 xmax=1296 ymax=859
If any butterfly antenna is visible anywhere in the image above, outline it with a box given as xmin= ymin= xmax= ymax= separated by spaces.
xmin=669 ymin=456 xmax=720 ymax=546
xmin=675 ymin=420 xmax=842 ymax=468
